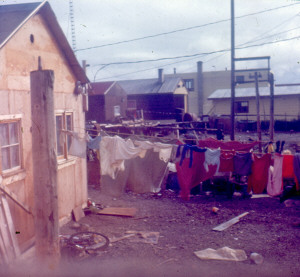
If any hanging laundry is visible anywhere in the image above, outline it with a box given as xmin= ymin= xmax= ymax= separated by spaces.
xmin=176 ymin=150 xmax=206 ymax=200
xmin=233 ymin=152 xmax=253 ymax=176
xmin=219 ymin=151 xmax=235 ymax=172
xmin=248 ymin=153 xmax=271 ymax=194
xmin=87 ymin=135 xmax=102 ymax=150
xmin=294 ymin=153 xmax=300 ymax=190
xmin=134 ymin=141 xmax=173 ymax=162
xmin=267 ymin=154 xmax=283 ymax=196
xmin=127 ymin=149 xmax=169 ymax=193
xmin=175 ymin=144 xmax=209 ymax=200
xmin=282 ymin=154 xmax=299 ymax=191
xmin=100 ymin=136 xmax=146 ymax=179
xmin=204 ymin=148 xmax=220 ymax=172
xmin=68 ymin=131 xmax=88 ymax=158
xmin=198 ymin=137 xmax=258 ymax=152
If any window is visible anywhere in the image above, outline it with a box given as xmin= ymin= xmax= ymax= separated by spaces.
xmin=184 ymin=79 xmax=194 ymax=91
xmin=0 ymin=121 xmax=21 ymax=172
xmin=56 ymin=112 xmax=73 ymax=159
xmin=235 ymin=101 xmax=249 ymax=113
xmin=114 ymin=105 xmax=121 ymax=117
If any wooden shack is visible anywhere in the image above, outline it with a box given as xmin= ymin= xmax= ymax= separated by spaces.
xmin=87 ymin=81 xmax=127 ymax=123
xmin=0 ymin=1 xmax=89 ymax=252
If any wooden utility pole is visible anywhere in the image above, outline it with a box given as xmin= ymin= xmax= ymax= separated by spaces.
xmin=269 ymin=72 xmax=274 ymax=141
xmin=254 ymin=72 xmax=262 ymax=152
xmin=30 ymin=68 xmax=60 ymax=265
xmin=230 ymin=0 xmax=235 ymax=141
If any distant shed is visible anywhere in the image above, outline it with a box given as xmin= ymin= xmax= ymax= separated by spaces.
xmin=87 ymin=81 xmax=127 ymax=123
xmin=118 ymin=70 xmax=188 ymax=120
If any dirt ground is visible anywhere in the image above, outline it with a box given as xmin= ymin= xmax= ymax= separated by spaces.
xmin=5 ymin=131 xmax=300 ymax=277
xmin=56 ymin=184 xmax=300 ymax=277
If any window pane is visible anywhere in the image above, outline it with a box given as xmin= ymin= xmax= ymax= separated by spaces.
xmin=56 ymin=116 xmax=63 ymax=156
xmin=9 ymin=122 xmax=19 ymax=144
xmin=10 ymin=145 xmax=20 ymax=168
xmin=1 ymin=147 xmax=10 ymax=170
xmin=66 ymin=114 xmax=73 ymax=151
xmin=0 ymin=124 xmax=9 ymax=146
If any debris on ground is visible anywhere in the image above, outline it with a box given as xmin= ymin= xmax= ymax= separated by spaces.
xmin=194 ymin=246 xmax=247 ymax=262
xmin=212 ymin=212 xmax=249 ymax=231
xmin=250 ymin=252 xmax=264 ymax=264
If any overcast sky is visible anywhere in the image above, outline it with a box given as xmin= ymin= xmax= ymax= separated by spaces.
xmin=2 ymin=0 xmax=300 ymax=83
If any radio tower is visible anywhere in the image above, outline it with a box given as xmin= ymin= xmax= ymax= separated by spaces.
xmin=69 ymin=0 xmax=76 ymax=51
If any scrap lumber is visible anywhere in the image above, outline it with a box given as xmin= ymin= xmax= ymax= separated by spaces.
xmin=0 ymin=195 xmax=20 ymax=263
xmin=212 ymin=212 xmax=249 ymax=232
xmin=1 ymin=196 xmax=20 ymax=257
xmin=72 ymin=206 xmax=85 ymax=222
xmin=0 ymin=185 xmax=31 ymax=214
xmin=97 ymin=207 xmax=137 ymax=217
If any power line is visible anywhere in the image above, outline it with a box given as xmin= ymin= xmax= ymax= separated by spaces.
xmin=95 ymin=55 xmax=207 ymax=81
xmin=92 ymin=34 xmax=300 ymax=67
xmin=75 ymin=2 xmax=300 ymax=52
xmin=94 ymin=34 xmax=300 ymax=81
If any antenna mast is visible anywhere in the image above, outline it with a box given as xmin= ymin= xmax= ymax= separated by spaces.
xmin=69 ymin=0 xmax=76 ymax=51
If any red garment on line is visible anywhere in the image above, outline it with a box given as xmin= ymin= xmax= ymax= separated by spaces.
xmin=219 ymin=150 xmax=234 ymax=172
xmin=248 ymin=153 xmax=271 ymax=194
xmin=282 ymin=154 xmax=299 ymax=190
xmin=176 ymin=151 xmax=218 ymax=200
xmin=197 ymin=137 xmax=258 ymax=151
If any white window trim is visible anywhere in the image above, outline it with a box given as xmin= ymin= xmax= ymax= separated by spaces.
xmin=0 ymin=116 xmax=23 ymax=175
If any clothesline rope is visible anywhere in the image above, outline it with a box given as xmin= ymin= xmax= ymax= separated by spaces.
xmin=69 ymin=126 xmax=276 ymax=145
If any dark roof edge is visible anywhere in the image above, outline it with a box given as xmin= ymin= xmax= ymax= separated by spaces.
xmin=0 ymin=1 xmax=46 ymax=49
xmin=0 ymin=1 xmax=89 ymax=84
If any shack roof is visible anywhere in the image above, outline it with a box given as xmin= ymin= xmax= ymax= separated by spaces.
xmin=208 ymin=85 xmax=300 ymax=100
xmin=90 ymin=82 xmax=115 ymax=95
xmin=118 ymin=77 xmax=185 ymax=95
xmin=0 ymin=1 xmax=89 ymax=84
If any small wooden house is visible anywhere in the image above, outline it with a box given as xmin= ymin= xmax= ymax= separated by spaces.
xmin=0 ymin=1 xmax=89 ymax=251
xmin=118 ymin=69 xmax=188 ymax=120
xmin=87 ymin=81 xmax=127 ymax=123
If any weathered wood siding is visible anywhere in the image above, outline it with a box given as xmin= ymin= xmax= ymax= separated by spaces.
xmin=0 ymin=14 xmax=87 ymax=249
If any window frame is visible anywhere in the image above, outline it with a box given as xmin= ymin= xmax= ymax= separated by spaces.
xmin=0 ymin=118 xmax=23 ymax=174
xmin=235 ymin=101 xmax=249 ymax=113
xmin=55 ymin=111 xmax=74 ymax=160
xmin=183 ymin=79 xmax=195 ymax=91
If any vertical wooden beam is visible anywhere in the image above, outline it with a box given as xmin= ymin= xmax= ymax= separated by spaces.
xmin=254 ymin=72 xmax=262 ymax=152
xmin=230 ymin=0 xmax=235 ymax=141
xmin=30 ymin=69 xmax=60 ymax=265
xmin=269 ymin=72 xmax=274 ymax=141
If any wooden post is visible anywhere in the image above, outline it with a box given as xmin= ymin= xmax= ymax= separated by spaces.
xmin=269 ymin=72 xmax=274 ymax=141
xmin=30 ymin=69 xmax=60 ymax=265
xmin=254 ymin=72 xmax=262 ymax=152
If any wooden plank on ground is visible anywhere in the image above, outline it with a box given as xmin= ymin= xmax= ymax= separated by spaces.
xmin=1 ymin=196 xmax=20 ymax=257
xmin=97 ymin=207 xmax=137 ymax=217
xmin=72 ymin=206 xmax=85 ymax=222
xmin=213 ymin=212 xmax=249 ymax=232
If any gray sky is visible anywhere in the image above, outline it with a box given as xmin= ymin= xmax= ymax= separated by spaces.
xmin=2 ymin=0 xmax=300 ymax=83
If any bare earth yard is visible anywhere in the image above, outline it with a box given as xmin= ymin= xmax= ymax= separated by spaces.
xmin=56 ymin=185 xmax=300 ymax=277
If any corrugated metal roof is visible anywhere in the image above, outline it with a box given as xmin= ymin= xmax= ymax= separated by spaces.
xmin=0 ymin=1 xmax=89 ymax=84
xmin=208 ymin=86 xmax=300 ymax=99
xmin=90 ymin=82 xmax=115 ymax=95
xmin=118 ymin=77 xmax=183 ymax=95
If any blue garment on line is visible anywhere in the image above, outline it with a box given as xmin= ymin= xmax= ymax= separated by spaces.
xmin=87 ymin=135 xmax=102 ymax=149
xmin=176 ymin=144 xmax=206 ymax=168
